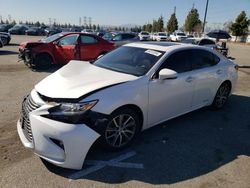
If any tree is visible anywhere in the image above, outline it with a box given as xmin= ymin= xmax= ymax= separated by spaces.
xmin=93 ymin=24 xmax=97 ymax=31
xmin=167 ymin=13 xmax=178 ymax=33
xmin=97 ymin=24 xmax=100 ymax=31
xmin=230 ymin=11 xmax=250 ymax=41
xmin=152 ymin=20 xmax=158 ymax=32
xmin=184 ymin=8 xmax=201 ymax=33
xmin=35 ymin=21 xmax=41 ymax=27
xmin=157 ymin=15 xmax=164 ymax=31
xmin=11 ymin=20 xmax=16 ymax=25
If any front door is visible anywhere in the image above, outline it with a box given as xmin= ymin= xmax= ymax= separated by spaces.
xmin=54 ymin=34 xmax=79 ymax=64
xmin=148 ymin=50 xmax=194 ymax=127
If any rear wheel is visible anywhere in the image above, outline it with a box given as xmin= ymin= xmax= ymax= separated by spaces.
xmin=212 ymin=82 xmax=231 ymax=109
xmin=102 ymin=108 xmax=140 ymax=151
xmin=35 ymin=54 xmax=52 ymax=70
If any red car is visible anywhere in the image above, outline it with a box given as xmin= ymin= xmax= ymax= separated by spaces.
xmin=19 ymin=32 xmax=115 ymax=68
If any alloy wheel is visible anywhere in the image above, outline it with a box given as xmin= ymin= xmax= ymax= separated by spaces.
xmin=105 ymin=114 xmax=137 ymax=148
xmin=214 ymin=84 xmax=230 ymax=108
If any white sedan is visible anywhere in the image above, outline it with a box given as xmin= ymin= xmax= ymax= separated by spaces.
xmin=17 ymin=42 xmax=238 ymax=169
xmin=155 ymin=32 xmax=169 ymax=41
xmin=138 ymin=31 xmax=150 ymax=41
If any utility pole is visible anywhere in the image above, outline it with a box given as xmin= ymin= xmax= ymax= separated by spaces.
xmin=202 ymin=0 xmax=209 ymax=33
xmin=79 ymin=17 xmax=82 ymax=26
xmin=174 ymin=6 xmax=176 ymax=14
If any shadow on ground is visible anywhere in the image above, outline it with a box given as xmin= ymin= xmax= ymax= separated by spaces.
xmin=0 ymin=50 xmax=19 ymax=55
xmin=30 ymin=64 xmax=63 ymax=73
xmin=7 ymin=43 xmax=20 ymax=47
xmin=43 ymin=94 xmax=250 ymax=185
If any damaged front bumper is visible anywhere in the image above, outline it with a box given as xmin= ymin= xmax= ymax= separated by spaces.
xmin=17 ymin=90 xmax=108 ymax=170
xmin=18 ymin=48 xmax=35 ymax=67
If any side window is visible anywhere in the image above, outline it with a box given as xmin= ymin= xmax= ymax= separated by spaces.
xmin=160 ymin=50 xmax=192 ymax=73
xmin=80 ymin=35 xmax=98 ymax=44
xmin=191 ymin=49 xmax=219 ymax=70
xmin=58 ymin=34 xmax=78 ymax=45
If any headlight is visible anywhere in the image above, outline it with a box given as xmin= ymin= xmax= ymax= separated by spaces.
xmin=48 ymin=100 xmax=98 ymax=116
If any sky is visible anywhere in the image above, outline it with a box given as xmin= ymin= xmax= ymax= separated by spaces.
xmin=0 ymin=0 xmax=249 ymax=28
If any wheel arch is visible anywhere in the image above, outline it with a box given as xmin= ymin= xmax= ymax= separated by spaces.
xmin=220 ymin=80 xmax=232 ymax=93
xmin=35 ymin=52 xmax=55 ymax=64
xmin=111 ymin=104 xmax=144 ymax=132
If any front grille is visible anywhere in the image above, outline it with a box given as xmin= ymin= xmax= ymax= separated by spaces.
xmin=21 ymin=95 xmax=40 ymax=142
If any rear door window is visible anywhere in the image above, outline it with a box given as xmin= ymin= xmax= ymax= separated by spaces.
xmin=80 ymin=35 xmax=98 ymax=44
xmin=191 ymin=49 xmax=220 ymax=70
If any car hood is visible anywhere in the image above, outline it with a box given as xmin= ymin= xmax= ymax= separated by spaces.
xmin=19 ymin=41 xmax=45 ymax=49
xmin=35 ymin=60 xmax=138 ymax=99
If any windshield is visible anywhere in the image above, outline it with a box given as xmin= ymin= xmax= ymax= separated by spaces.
xmin=158 ymin=33 xmax=166 ymax=36
xmin=41 ymin=33 xmax=63 ymax=43
xmin=141 ymin=32 xmax=149 ymax=35
xmin=13 ymin=25 xmax=22 ymax=29
xmin=94 ymin=46 xmax=164 ymax=76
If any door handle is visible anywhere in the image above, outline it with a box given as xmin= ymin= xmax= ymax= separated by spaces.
xmin=186 ymin=76 xmax=194 ymax=83
xmin=216 ymin=69 xmax=223 ymax=75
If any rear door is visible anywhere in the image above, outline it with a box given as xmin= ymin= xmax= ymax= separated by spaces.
xmin=79 ymin=34 xmax=101 ymax=61
xmin=190 ymin=49 xmax=221 ymax=109
xmin=54 ymin=34 xmax=79 ymax=64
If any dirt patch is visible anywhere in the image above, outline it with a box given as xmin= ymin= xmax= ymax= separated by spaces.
xmin=0 ymin=64 xmax=29 ymax=72
xmin=0 ymin=122 xmax=32 ymax=169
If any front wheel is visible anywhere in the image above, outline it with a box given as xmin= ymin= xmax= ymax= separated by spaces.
xmin=102 ymin=108 xmax=140 ymax=151
xmin=212 ymin=82 xmax=231 ymax=109
xmin=35 ymin=54 xmax=52 ymax=70
xmin=1 ymin=37 xmax=8 ymax=45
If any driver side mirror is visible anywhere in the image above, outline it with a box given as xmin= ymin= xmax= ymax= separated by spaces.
xmin=159 ymin=68 xmax=177 ymax=80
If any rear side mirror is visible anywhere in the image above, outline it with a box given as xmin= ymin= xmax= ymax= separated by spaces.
xmin=159 ymin=68 xmax=177 ymax=80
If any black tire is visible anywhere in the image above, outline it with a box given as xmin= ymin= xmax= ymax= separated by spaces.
xmin=35 ymin=54 xmax=52 ymax=70
xmin=7 ymin=38 xmax=10 ymax=45
xmin=101 ymin=108 xmax=141 ymax=151
xmin=1 ymin=37 xmax=8 ymax=46
xmin=212 ymin=82 xmax=231 ymax=109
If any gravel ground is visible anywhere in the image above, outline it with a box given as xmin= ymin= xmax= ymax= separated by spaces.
xmin=0 ymin=35 xmax=249 ymax=188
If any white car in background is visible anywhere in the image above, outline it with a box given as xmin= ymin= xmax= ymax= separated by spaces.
xmin=81 ymin=29 xmax=94 ymax=34
xmin=151 ymin=33 xmax=157 ymax=41
xmin=17 ymin=42 xmax=238 ymax=169
xmin=170 ymin=32 xmax=187 ymax=41
xmin=154 ymin=32 xmax=169 ymax=41
xmin=138 ymin=31 xmax=150 ymax=41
